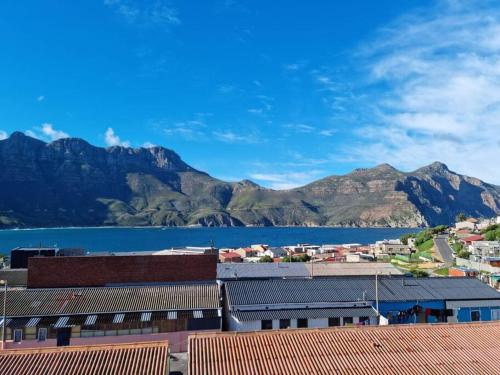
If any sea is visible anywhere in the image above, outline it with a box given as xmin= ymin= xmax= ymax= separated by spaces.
xmin=0 ymin=227 xmax=418 ymax=254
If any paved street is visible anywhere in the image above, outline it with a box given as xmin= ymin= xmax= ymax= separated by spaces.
xmin=434 ymin=235 xmax=454 ymax=264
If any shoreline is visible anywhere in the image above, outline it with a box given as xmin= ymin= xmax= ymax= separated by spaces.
xmin=0 ymin=225 xmax=422 ymax=232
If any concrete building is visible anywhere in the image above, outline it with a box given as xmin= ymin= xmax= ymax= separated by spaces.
xmin=0 ymin=283 xmax=221 ymax=352
xmin=219 ymin=252 xmax=243 ymax=263
xmin=469 ymin=241 xmax=500 ymax=262
xmin=373 ymin=239 xmax=410 ymax=256
xmin=223 ymin=277 xmax=500 ymax=332
xmin=224 ymin=279 xmax=378 ymax=331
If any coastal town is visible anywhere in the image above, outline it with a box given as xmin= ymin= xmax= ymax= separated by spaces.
xmin=0 ymin=215 xmax=498 ymax=373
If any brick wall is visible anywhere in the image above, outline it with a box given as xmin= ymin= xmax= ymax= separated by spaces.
xmin=27 ymin=254 xmax=217 ymax=288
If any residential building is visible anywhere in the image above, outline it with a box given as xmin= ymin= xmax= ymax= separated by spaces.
xmin=469 ymin=241 xmax=500 ymax=262
xmin=449 ymin=267 xmax=478 ymax=277
xmin=0 ymin=341 xmax=169 ymax=375
xmin=263 ymin=247 xmax=287 ymax=258
xmin=250 ymin=244 xmax=268 ymax=252
xmin=219 ymin=252 xmax=243 ymax=263
xmin=188 ymin=322 xmax=500 ymax=375
xmin=461 ymin=234 xmax=485 ymax=246
xmin=223 ymin=277 xmax=500 ymax=332
xmin=0 ymin=282 xmax=221 ymax=352
xmin=373 ymin=239 xmax=410 ymax=256
xmin=233 ymin=247 xmax=259 ymax=258
xmin=455 ymin=220 xmax=477 ymax=231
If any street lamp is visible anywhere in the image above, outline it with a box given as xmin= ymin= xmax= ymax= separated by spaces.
xmin=0 ymin=280 xmax=7 ymax=349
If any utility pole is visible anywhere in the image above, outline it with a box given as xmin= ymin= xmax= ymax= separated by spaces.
xmin=375 ymin=273 xmax=380 ymax=320
xmin=1 ymin=280 xmax=7 ymax=349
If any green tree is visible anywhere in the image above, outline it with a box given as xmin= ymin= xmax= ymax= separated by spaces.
xmin=400 ymin=233 xmax=416 ymax=245
xmin=259 ymin=255 xmax=273 ymax=263
xmin=457 ymin=250 xmax=471 ymax=259
xmin=410 ymin=269 xmax=429 ymax=278
xmin=282 ymin=254 xmax=311 ymax=262
xmin=455 ymin=213 xmax=467 ymax=222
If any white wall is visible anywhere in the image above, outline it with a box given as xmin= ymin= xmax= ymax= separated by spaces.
xmin=227 ymin=315 xmax=377 ymax=331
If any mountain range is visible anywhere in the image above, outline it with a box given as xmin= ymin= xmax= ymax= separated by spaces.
xmin=0 ymin=132 xmax=499 ymax=228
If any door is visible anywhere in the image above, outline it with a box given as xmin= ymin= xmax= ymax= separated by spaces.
xmin=56 ymin=328 xmax=71 ymax=346
xmin=492 ymin=309 xmax=500 ymax=321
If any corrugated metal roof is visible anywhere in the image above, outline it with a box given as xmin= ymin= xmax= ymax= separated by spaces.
xmin=226 ymin=277 xmax=500 ymax=307
xmin=0 ymin=283 xmax=220 ymax=317
xmin=305 ymin=263 xmax=403 ymax=276
xmin=217 ymin=263 xmax=309 ymax=279
xmin=189 ymin=322 xmax=500 ymax=375
xmin=233 ymin=307 xmax=378 ymax=321
xmin=0 ymin=341 xmax=169 ymax=375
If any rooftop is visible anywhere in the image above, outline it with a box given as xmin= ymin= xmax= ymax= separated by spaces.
xmin=305 ymin=262 xmax=403 ymax=276
xmin=1 ymin=283 xmax=220 ymax=317
xmin=0 ymin=341 xmax=169 ymax=375
xmin=189 ymin=322 xmax=500 ymax=375
xmin=217 ymin=263 xmax=309 ymax=280
xmin=225 ymin=277 xmax=500 ymax=307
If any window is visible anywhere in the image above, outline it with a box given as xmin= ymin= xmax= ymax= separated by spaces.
xmin=261 ymin=320 xmax=273 ymax=330
xmin=328 ymin=317 xmax=340 ymax=327
xmin=279 ymin=319 xmax=291 ymax=329
xmin=343 ymin=317 xmax=353 ymax=326
xmin=13 ymin=329 xmax=23 ymax=343
xmin=37 ymin=328 xmax=47 ymax=342
xmin=359 ymin=316 xmax=370 ymax=325
xmin=471 ymin=310 xmax=481 ymax=322
xmin=297 ymin=319 xmax=308 ymax=328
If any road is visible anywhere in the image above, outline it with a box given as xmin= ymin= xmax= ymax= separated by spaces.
xmin=433 ymin=235 xmax=454 ymax=264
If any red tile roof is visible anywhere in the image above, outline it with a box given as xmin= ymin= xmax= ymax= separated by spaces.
xmin=461 ymin=234 xmax=484 ymax=242
xmin=220 ymin=252 xmax=242 ymax=259
xmin=0 ymin=341 xmax=169 ymax=375
xmin=189 ymin=322 xmax=500 ymax=375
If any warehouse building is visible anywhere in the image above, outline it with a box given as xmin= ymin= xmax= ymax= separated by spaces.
xmin=0 ymin=282 xmax=221 ymax=352
xmin=224 ymin=277 xmax=500 ymax=331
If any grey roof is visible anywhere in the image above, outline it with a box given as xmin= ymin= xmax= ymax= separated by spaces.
xmin=0 ymin=269 xmax=28 ymax=286
xmin=1 ymin=283 xmax=220 ymax=317
xmin=226 ymin=277 xmax=500 ymax=306
xmin=305 ymin=263 xmax=403 ymax=276
xmin=217 ymin=263 xmax=309 ymax=280
xmin=233 ymin=307 xmax=378 ymax=321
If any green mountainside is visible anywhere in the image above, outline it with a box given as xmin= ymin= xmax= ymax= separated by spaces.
xmin=0 ymin=132 xmax=498 ymax=228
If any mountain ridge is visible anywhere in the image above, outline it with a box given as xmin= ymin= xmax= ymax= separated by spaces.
xmin=0 ymin=132 xmax=498 ymax=228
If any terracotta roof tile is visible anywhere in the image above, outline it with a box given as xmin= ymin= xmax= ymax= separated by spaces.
xmin=189 ymin=322 xmax=500 ymax=375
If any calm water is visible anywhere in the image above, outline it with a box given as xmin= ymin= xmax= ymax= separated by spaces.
xmin=0 ymin=227 xmax=418 ymax=253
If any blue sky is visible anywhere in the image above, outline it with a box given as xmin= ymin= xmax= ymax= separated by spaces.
xmin=1 ymin=0 xmax=499 ymax=188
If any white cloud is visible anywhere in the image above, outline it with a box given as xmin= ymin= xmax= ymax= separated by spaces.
xmin=142 ymin=141 xmax=156 ymax=148
xmin=25 ymin=123 xmax=69 ymax=141
xmin=249 ymin=170 xmax=324 ymax=190
xmin=36 ymin=95 xmax=45 ymax=102
xmin=213 ymin=130 xmax=259 ymax=144
xmin=351 ymin=1 xmax=500 ymax=184
xmin=284 ymin=123 xmax=315 ymax=133
xmin=105 ymin=127 xmax=130 ymax=147
xmin=0 ymin=130 xmax=7 ymax=140
xmin=104 ymin=0 xmax=180 ymax=26
xmin=162 ymin=120 xmax=206 ymax=139
xmin=41 ymin=123 xmax=69 ymax=140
